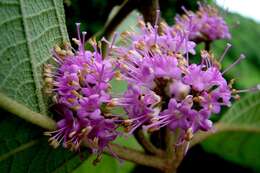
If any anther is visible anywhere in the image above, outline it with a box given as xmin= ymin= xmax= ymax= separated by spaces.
xmin=69 ymin=131 xmax=77 ymax=138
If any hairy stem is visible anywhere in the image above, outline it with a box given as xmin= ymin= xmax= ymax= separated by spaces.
xmin=0 ymin=92 xmax=56 ymax=130
xmin=134 ymin=128 xmax=165 ymax=156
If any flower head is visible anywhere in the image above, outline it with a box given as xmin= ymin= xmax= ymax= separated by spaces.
xmin=46 ymin=24 xmax=118 ymax=152
xmin=114 ymin=28 xmax=235 ymax=141
xmin=174 ymin=3 xmax=231 ymax=42
xmin=116 ymin=15 xmax=196 ymax=58
xmin=111 ymin=85 xmax=161 ymax=133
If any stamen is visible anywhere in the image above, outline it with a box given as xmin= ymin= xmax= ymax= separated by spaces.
xmin=101 ymin=37 xmax=110 ymax=44
xmin=82 ymin=31 xmax=87 ymax=46
xmin=107 ymin=32 xmax=118 ymax=56
xmin=154 ymin=9 xmax=160 ymax=44
xmin=76 ymin=23 xmax=81 ymax=42
xmin=98 ymin=41 xmax=103 ymax=58
xmin=184 ymin=33 xmax=189 ymax=62
xmin=234 ymin=84 xmax=260 ymax=93
xmin=181 ymin=6 xmax=190 ymax=15
xmin=219 ymin=43 xmax=232 ymax=62
xmin=222 ymin=54 xmax=245 ymax=74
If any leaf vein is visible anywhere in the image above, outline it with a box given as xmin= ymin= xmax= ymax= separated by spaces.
xmin=19 ymin=0 xmax=47 ymax=114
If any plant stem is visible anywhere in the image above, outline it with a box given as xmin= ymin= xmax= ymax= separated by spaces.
xmin=104 ymin=143 xmax=166 ymax=171
xmin=137 ymin=0 xmax=160 ymax=26
xmin=0 ymin=92 xmax=56 ymax=130
xmin=163 ymin=129 xmax=185 ymax=173
xmin=99 ymin=0 xmax=136 ymax=40
xmin=165 ymin=128 xmax=175 ymax=158
xmin=205 ymin=40 xmax=211 ymax=51
xmin=134 ymin=128 xmax=165 ymax=156
xmin=3 ymin=91 xmax=260 ymax=171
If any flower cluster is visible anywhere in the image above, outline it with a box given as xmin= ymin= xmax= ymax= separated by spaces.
xmin=111 ymin=7 xmax=236 ymax=143
xmin=174 ymin=3 xmax=231 ymax=42
xmin=46 ymin=3 xmax=259 ymax=152
xmin=45 ymin=24 xmax=118 ymax=152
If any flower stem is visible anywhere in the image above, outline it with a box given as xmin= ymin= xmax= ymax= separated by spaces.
xmin=0 ymin=92 xmax=56 ymax=130
xmin=134 ymin=128 xmax=165 ymax=156
xmin=104 ymin=143 xmax=166 ymax=171
xmin=205 ymin=40 xmax=211 ymax=51
xmin=2 ymin=91 xmax=259 ymax=171
xmin=97 ymin=0 xmax=135 ymax=40
xmin=137 ymin=0 xmax=160 ymax=26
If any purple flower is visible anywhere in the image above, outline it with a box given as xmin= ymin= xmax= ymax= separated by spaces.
xmin=46 ymin=24 xmax=118 ymax=152
xmin=183 ymin=64 xmax=227 ymax=92
xmin=115 ymin=16 xmax=196 ymax=59
xmin=174 ymin=3 xmax=231 ymax=42
xmin=117 ymin=53 xmax=183 ymax=88
xmin=46 ymin=4 xmax=251 ymax=150
xmin=111 ymin=85 xmax=161 ymax=133
xmin=143 ymin=97 xmax=193 ymax=132
xmin=145 ymin=62 xmax=231 ymax=135
xmin=111 ymin=10 xmax=233 ymax=137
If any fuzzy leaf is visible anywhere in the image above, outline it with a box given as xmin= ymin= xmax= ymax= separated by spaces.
xmin=0 ymin=0 xmax=68 ymax=114
xmin=203 ymin=93 xmax=260 ymax=171
xmin=0 ymin=1 xmax=88 ymax=173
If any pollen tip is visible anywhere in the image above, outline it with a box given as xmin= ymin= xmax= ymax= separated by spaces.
xmin=75 ymin=22 xmax=80 ymax=26
xmin=256 ymin=84 xmax=260 ymax=90
xmin=101 ymin=37 xmax=106 ymax=42
xmin=226 ymin=43 xmax=232 ymax=47
xmin=114 ymin=31 xmax=119 ymax=37
xmin=240 ymin=54 xmax=246 ymax=59
xmin=82 ymin=31 xmax=87 ymax=35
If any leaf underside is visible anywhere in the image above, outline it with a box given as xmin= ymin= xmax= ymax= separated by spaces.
xmin=0 ymin=1 xmax=87 ymax=173
xmin=0 ymin=0 xmax=68 ymax=114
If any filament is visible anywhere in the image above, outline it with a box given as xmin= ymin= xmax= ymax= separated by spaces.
xmin=222 ymin=54 xmax=245 ymax=74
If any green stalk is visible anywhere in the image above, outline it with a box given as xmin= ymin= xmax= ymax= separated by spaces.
xmin=0 ymin=92 xmax=56 ymax=130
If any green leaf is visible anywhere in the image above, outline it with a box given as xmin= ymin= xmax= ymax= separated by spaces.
xmin=203 ymin=93 xmax=260 ymax=171
xmin=0 ymin=111 xmax=87 ymax=173
xmin=73 ymin=154 xmax=136 ymax=173
xmin=0 ymin=1 xmax=89 ymax=173
xmin=0 ymin=0 xmax=68 ymax=114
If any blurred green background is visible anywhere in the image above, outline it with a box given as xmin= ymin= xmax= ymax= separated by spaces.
xmin=62 ymin=0 xmax=260 ymax=173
